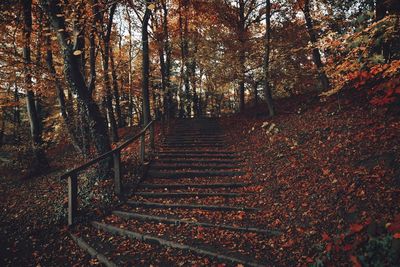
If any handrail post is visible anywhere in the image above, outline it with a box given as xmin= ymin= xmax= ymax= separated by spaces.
xmin=150 ymin=122 xmax=155 ymax=150
xmin=113 ymin=151 xmax=122 ymax=195
xmin=140 ymin=133 xmax=145 ymax=163
xmin=68 ymin=173 xmax=78 ymax=226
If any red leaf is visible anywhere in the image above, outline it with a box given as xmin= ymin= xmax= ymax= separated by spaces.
xmin=282 ymin=239 xmax=295 ymax=248
xmin=394 ymin=233 xmax=400 ymax=239
xmin=343 ymin=244 xmax=352 ymax=251
xmin=387 ymin=222 xmax=400 ymax=233
xmin=350 ymin=255 xmax=362 ymax=267
xmin=350 ymin=224 xmax=363 ymax=233
xmin=237 ymin=211 xmax=246 ymax=220
xmin=195 ymin=232 xmax=204 ymax=239
xmin=325 ymin=243 xmax=332 ymax=252
xmin=306 ymin=257 xmax=314 ymax=263
xmin=321 ymin=232 xmax=330 ymax=241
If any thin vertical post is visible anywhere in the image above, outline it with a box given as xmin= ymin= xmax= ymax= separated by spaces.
xmin=68 ymin=173 xmax=78 ymax=226
xmin=113 ymin=151 xmax=121 ymax=195
xmin=140 ymin=133 xmax=145 ymax=163
xmin=150 ymin=122 xmax=155 ymax=150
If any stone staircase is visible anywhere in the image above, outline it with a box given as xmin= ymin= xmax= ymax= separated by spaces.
xmin=71 ymin=118 xmax=279 ymax=266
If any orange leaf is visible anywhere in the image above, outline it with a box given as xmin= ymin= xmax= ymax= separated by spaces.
xmin=237 ymin=211 xmax=246 ymax=220
xmin=325 ymin=243 xmax=332 ymax=252
xmin=350 ymin=255 xmax=361 ymax=267
xmin=350 ymin=223 xmax=363 ymax=233
xmin=282 ymin=239 xmax=295 ymax=248
xmin=306 ymin=257 xmax=314 ymax=263
xmin=321 ymin=232 xmax=330 ymax=241
xmin=322 ymin=168 xmax=330 ymax=176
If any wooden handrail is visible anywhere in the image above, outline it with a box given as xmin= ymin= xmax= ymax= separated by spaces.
xmin=61 ymin=120 xmax=155 ymax=179
xmin=63 ymin=119 xmax=156 ymax=226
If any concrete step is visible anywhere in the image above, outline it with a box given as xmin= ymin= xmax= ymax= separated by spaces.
xmin=147 ymin=170 xmax=245 ymax=179
xmin=139 ymin=182 xmax=252 ymax=189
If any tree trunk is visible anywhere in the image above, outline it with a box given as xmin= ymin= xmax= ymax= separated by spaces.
xmin=88 ymin=23 xmax=96 ymax=94
xmin=190 ymin=50 xmax=198 ymax=117
xmin=376 ymin=0 xmax=400 ymax=19
xmin=238 ymin=0 xmax=246 ymax=113
xmin=142 ymin=4 xmax=152 ymax=126
xmin=238 ymin=49 xmax=246 ymax=113
xmin=179 ymin=0 xmax=191 ymax=118
xmin=22 ymin=0 xmax=48 ymax=175
xmin=41 ymin=0 xmax=112 ymax=176
xmin=0 ymin=118 xmax=4 ymax=147
xmin=77 ymin=101 xmax=91 ymax=157
xmin=45 ymin=34 xmax=83 ymax=154
xmin=253 ymin=81 xmax=258 ymax=106
xmin=110 ymin=48 xmax=124 ymax=128
xmin=161 ymin=0 xmax=173 ymax=120
xmin=13 ymin=81 xmax=20 ymax=143
xmin=126 ymin=7 xmax=134 ymax=126
xmin=263 ymin=0 xmax=275 ymax=116
xmin=101 ymin=3 xmax=118 ymax=142
xmin=303 ymin=0 xmax=330 ymax=91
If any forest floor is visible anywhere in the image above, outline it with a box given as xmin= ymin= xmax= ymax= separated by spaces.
xmin=222 ymin=93 xmax=400 ymax=265
xmin=0 ymin=126 xmax=150 ymax=266
xmin=1 ymin=93 xmax=400 ymax=266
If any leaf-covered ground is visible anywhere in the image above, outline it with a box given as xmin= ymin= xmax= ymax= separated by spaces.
xmin=222 ymin=93 xmax=400 ymax=265
xmin=1 ymin=95 xmax=399 ymax=266
xmin=0 ymin=125 xmax=158 ymax=266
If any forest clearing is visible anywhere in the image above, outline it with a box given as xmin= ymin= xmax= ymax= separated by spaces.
xmin=0 ymin=0 xmax=399 ymax=266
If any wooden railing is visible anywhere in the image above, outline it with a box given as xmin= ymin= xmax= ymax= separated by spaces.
xmin=61 ymin=120 xmax=156 ymax=226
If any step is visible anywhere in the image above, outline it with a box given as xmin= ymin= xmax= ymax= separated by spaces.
xmin=157 ymin=150 xmax=236 ymax=155
xmin=168 ymin=134 xmax=225 ymax=137
xmin=147 ymin=170 xmax=245 ymax=178
xmin=112 ymin=211 xmax=280 ymax=235
xmin=150 ymin=165 xmax=241 ymax=170
xmin=91 ymin=222 xmax=266 ymax=267
xmin=156 ymin=159 xmax=242 ymax=164
xmin=160 ymin=144 xmax=226 ymax=148
xmin=166 ymin=137 xmax=225 ymax=140
xmin=167 ymin=137 xmax=225 ymax=140
xmin=166 ymin=137 xmax=225 ymax=141
xmin=170 ymin=130 xmax=222 ymax=133
xmin=70 ymin=234 xmax=117 ymax=267
xmin=126 ymin=201 xmax=260 ymax=211
xmin=163 ymin=142 xmax=226 ymax=145
xmin=134 ymin=192 xmax=252 ymax=198
xmin=139 ymin=182 xmax=252 ymax=189
xmin=156 ymin=154 xmax=239 ymax=159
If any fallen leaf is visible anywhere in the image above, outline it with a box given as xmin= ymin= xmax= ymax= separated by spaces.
xmin=350 ymin=223 xmax=363 ymax=233
xmin=325 ymin=242 xmax=332 ymax=252
xmin=282 ymin=239 xmax=294 ymax=248
xmin=343 ymin=244 xmax=352 ymax=251
xmin=322 ymin=168 xmax=330 ymax=176
xmin=350 ymin=255 xmax=361 ymax=267
xmin=321 ymin=232 xmax=330 ymax=241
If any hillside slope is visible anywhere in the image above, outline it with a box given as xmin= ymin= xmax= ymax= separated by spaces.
xmin=223 ymin=94 xmax=400 ymax=265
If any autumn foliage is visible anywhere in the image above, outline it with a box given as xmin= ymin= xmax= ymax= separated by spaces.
xmin=0 ymin=0 xmax=400 ymax=266
xmin=324 ymin=15 xmax=400 ymax=106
